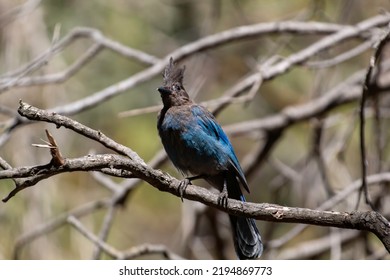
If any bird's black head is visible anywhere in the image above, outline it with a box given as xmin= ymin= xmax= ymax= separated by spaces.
xmin=157 ymin=58 xmax=191 ymax=107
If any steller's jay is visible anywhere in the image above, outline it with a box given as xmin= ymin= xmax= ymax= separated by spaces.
xmin=157 ymin=58 xmax=263 ymax=259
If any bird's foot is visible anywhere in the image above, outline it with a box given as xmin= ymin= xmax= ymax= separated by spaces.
xmin=217 ymin=187 xmax=228 ymax=208
xmin=178 ymin=178 xmax=191 ymax=202
xmin=178 ymin=174 xmax=204 ymax=202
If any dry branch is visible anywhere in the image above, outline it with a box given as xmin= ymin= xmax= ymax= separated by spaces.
xmin=2 ymin=151 xmax=390 ymax=252
xmin=358 ymin=28 xmax=390 ymax=208
xmin=1 ymin=102 xmax=389 ymax=254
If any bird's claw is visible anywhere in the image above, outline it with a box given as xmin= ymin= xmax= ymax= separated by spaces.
xmin=178 ymin=178 xmax=191 ymax=202
xmin=217 ymin=188 xmax=228 ymax=208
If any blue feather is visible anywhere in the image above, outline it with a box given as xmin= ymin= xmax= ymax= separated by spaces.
xmin=191 ymin=105 xmax=249 ymax=192
xmin=157 ymin=58 xmax=262 ymax=259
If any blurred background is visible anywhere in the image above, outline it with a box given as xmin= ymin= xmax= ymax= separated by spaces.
xmin=0 ymin=0 xmax=389 ymax=259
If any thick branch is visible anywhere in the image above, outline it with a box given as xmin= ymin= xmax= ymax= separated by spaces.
xmin=1 ymin=152 xmax=389 ymax=252
xmin=17 ymin=100 xmax=144 ymax=163
xmin=2 ymin=88 xmax=389 ymax=256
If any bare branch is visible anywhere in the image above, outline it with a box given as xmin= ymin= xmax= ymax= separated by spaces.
xmin=2 ymin=100 xmax=389 ymax=252
xmin=67 ymin=215 xmax=123 ymax=259
xmin=1 ymin=149 xmax=389 ymax=252
xmin=121 ymin=244 xmax=184 ymax=260
xmin=305 ymin=40 xmax=373 ymax=68
xmin=91 ymin=205 xmax=117 ymax=259
xmin=14 ymin=198 xmax=111 ymax=259
xmin=225 ymin=61 xmax=390 ymax=136
xmin=276 ymin=230 xmax=360 ymax=259
xmin=34 ymin=15 xmax=390 ymax=116
xmin=0 ymin=27 xmax=158 ymax=83
xmin=17 ymin=100 xmax=144 ymax=163
xmin=358 ymin=28 xmax=390 ymax=208
xmin=269 ymin=172 xmax=390 ymax=249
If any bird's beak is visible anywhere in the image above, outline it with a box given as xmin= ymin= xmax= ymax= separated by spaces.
xmin=157 ymin=87 xmax=171 ymax=95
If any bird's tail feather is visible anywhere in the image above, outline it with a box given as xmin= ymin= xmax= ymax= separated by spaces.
xmin=229 ymin=212 xmax=263 ymax=259
xmin=227 ymin=175 xmax=263 ymax=259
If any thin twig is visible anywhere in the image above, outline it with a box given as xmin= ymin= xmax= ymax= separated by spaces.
xmin=41 ymin=16 xmax=390 ymax=116
xmin=358 ymin=28 xmax=390 ymax=209
xmin=67 ymin=215 xmax=123 ymax=259
xmin=268 ymin=172 xmax=390 ymax=249
xmin=305 ymin=40 xmax=373 ymax=68
xmin=91 ymin=204 xmax=117 ymax=259
xmin=14 ymin=198 xmax=111 ymax=259
xmin=225 ymin=60 xmax=390 ymax=136
xmin=275 ymin=230 xmax=360 ymax=259
xmin=67 ymin=215 xmax=183 ymax=260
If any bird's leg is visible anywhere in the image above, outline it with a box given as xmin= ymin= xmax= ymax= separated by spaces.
xmin=186 ymin=174 xmax=205 ymax=181
xmin=217 ymin=178 xmax=229 ymax=208
xmin=178 ymin=174 xmax=205 ymax=202
xmin=178 ymin=179 xmax=190 ymax=202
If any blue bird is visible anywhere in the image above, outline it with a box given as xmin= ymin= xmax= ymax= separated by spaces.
xmin=157 ymin=58 xmax=263 ymax=259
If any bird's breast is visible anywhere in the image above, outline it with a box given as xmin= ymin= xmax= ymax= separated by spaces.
xmin=158 ymin=108 xmax=229 ymax=176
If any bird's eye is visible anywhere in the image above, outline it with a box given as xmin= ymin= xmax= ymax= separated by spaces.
xmin=173 ymin=84 xmax=180 ymax=91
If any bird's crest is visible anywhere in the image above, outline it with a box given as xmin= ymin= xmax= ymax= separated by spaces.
xmin=163 ymin=57 xmax=186 ymax=86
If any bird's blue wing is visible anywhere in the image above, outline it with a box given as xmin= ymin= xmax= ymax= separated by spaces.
xmin=191 ymin=105 xmax=250 ymax=192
